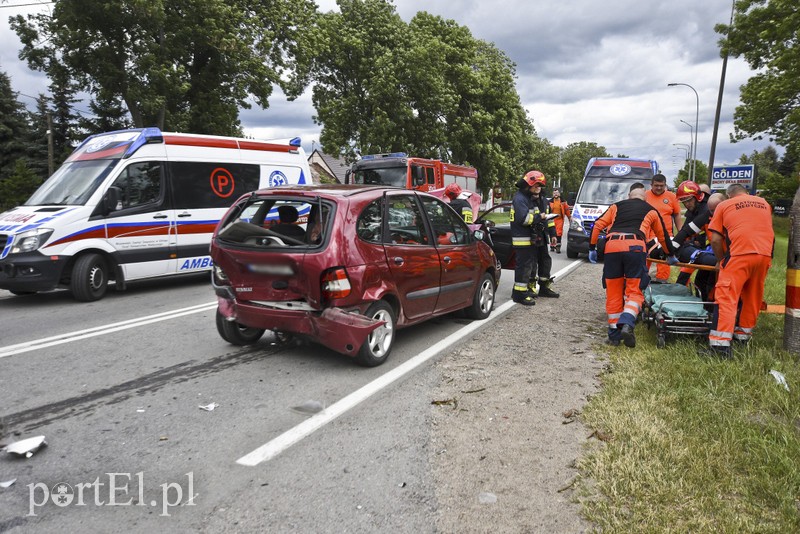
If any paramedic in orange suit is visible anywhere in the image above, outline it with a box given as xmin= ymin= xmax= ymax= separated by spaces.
xmin=549 ymin=188 xmax=571 ymax=253
xmin=704 ymin=184 xmax=774 ymax=359
xmin=589 ymin=183 xmax=676 ymax=347
xmin=645 ymin=174 xmax=681 ymax=282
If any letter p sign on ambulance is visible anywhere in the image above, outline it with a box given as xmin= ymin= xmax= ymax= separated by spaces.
xmin=211 ymin=167 xmax=235 ymax=198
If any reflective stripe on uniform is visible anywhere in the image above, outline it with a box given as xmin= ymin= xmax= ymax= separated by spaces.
xmin=513 ymin=283 xmax=529 ymax=292
xmin=512 ymin=236 xmax=532 ymax=246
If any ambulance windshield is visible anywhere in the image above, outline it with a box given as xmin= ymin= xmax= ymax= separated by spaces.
xmin=577 ymin=177 xmax=634 ymax=205
xmin=26 ymin=159 xmax=119 ymax=206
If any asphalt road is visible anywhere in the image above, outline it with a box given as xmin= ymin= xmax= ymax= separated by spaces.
xmin=0 ymin=253 xmax=576 ymax=533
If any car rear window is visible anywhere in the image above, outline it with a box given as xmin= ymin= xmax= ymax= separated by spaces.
xmin=217 ymin=196 xmax=331 ymax=248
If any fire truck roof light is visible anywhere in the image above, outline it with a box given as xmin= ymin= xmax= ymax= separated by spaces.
xmin=361 ymin=152 xmax=407 ymax=161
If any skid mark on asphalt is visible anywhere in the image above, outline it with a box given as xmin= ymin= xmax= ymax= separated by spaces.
xmin=0 ymin=346 xmax=276 ymax=433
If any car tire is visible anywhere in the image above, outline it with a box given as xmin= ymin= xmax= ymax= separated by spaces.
xmin=566 ymin=245 xmax=578 ymax=259
xmin=216 ymin=309 xmax=265 ymax=345
xmin=71 ymin=253 xmax=109 ymax=302
xmin=465 ymin=272 xmax=496 ymax=320
xmin=355 ymin=300 xmax=395 ymax=367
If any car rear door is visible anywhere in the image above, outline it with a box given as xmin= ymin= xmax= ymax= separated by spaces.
xmin=382 ymin=192 xmax=441 ymax=321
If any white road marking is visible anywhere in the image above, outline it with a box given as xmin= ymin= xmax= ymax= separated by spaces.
xmin=0 ymin=302 xmax=217 ymax=359
xmin=236 ymin=259 xmax=584 ymax=466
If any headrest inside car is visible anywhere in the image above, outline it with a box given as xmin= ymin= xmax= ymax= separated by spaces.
xmin=278 ymin=205 xmax=299 ymax=223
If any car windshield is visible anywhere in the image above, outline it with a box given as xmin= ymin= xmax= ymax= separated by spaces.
xmin=578 ymin=177 xmax=645 ymax=205
xmin=25 ymin=159 xmax=119 ymax=206
xmin=351 ymin=166 xmax=407 ymax=188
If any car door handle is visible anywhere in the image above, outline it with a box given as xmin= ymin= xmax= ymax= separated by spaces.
xmin=177 ymin=212 xmax=192 ymax=218
xmin=393 ymin=257 xmax=404 ymax=266
xmin=153 ymin=214 xmax=168 ymax=219
xmin=442 ymin=256 xmax=452 ymax=264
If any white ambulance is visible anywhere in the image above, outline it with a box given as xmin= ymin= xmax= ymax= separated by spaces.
xmin=0 ymin=128 xmax=311 ymax=301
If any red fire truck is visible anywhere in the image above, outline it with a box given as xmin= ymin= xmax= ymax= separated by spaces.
xmin=346 ymin=152 xmax=478 ymax=194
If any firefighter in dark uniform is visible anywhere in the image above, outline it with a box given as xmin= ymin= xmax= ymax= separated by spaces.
xmin=527 ymin=172 xmax=559 ymax=297
xmin=671 ymin=180 xmax=717 ymax=302
xmin=444 ymin=183 xmax=473 ymax=222
xmin=510 ymin=171 xmax=544 ymax=305
xmin=589 ymin=183 xmax=676 ymax=347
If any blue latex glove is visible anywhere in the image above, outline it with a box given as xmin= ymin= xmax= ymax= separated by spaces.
xmin=588 ymin=250 xmax=598 ymax=264
xmin=666 ymin=255 xmax=679 ymax=266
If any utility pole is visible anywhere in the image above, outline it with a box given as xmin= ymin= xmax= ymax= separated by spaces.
xmin=708 ymin=0 xmax=736 ymax=182
xmin=47 ymin=112 xmax=54 ymax=176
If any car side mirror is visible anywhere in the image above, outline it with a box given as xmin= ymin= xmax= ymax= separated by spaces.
xmin=103 ymin=186 xmax=121 ymax=215
xmin=344 ymin=169 xmax=351 ymax=184
xmin=472 ymin=229 xmax=485 ymax=241
xmin=412 ymin=167 xmax=425 ymax=186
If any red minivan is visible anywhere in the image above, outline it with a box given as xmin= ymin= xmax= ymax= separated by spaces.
xmin=210 ymin=185 xmax=500 ymax=366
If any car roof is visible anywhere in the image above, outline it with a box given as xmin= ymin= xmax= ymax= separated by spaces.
xmin=250 ymin=184 xmax=427 ymax=199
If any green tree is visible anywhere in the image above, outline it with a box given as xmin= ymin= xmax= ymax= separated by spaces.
xmin=559 ymin=142 xmax=611 ymax=197
xmin=0 ymin=159 xmax=42 ymax=211
xmin=311 ymin=0 xmax=540 ymax=192
xmin=739 ymin=145 xmax=797 ymax=201
xmin=26 ymin=95 xmax=51 ymax=180
xmin=676 ymin=159 xmax=709 ymax=187
xmin=79 ymin=93 xmax=134 ymax=136
xmin=0 ymin=71 xmax=31 ymax=182
xmin=11 ymin=0 xmax=318 ymax=134
xmin=716 ymin=0 xmax=800 ymax=159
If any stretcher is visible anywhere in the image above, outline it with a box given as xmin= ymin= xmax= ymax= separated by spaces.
xmin=642 ymin=282 xmax=716 ymax=348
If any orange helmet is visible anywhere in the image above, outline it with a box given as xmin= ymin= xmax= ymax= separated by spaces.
xmin=523 ymin=170 xmax=546 ymax=187
xmin=676 ymin=180 xmax=702 ymax=202
xmin=444 ymin=183 xmax=462 ymax=199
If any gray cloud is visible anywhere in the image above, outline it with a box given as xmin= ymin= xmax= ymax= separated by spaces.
xmin=2 ymin=0 xmax=775 ymax=183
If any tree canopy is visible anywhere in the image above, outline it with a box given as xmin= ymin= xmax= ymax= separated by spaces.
xmin=310 ymin=0 xmax=541 ymax=192
xmin=11 ymin=0 xmax=319 ymax=134
xmin=716 ymin=0 xmax=800 ymax=160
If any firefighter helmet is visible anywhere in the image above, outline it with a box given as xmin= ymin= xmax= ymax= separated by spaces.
xmin=676 ymin=180 xmax=702 ymax=202
xmin=444 ymin=182 xmax=462 ymax=199
xmin=523 ymin=170 xmax=546 ymax=187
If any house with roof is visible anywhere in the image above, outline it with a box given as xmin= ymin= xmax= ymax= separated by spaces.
xmin=308 ymin=149 xmax=349 ymax=184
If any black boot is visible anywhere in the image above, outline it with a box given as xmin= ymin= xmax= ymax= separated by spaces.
xmin=555 ymin=244 xmax=561 ymax=253
xmin=512 ymin=289 xmax=536 ymax=306
xmin=538 ymin=278 xmax=559 ymax=298
xmin=620 ymin=324 xmax=636 ymax=348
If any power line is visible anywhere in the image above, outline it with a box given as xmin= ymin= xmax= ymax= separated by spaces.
xmin=17 ymin=91 xmax=96 ymax=117
xmin=0 ymin=1 xmax=54 ymax=9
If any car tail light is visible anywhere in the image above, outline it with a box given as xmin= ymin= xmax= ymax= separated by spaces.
xmin=321 ymin=267 xmax=351 ymax=299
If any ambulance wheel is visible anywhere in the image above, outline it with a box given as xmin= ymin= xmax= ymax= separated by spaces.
xmin=356 ymin=300 xmax=395 ymax=367
xmin=465 ymin=272 xmax=496 ymax=320
xmin=656 ymin=334 xmax=666 ymax=349
xmin=216 ymin=309 xmax=265 ymax=345
xmin=71 ymin=253 xmax=109 ymax=302
xmin=566 ymin=245 xmax=578 ymax=259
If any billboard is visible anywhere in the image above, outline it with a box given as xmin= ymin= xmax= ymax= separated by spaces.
xmin=710 ymin=164 xmax=756 ymax=192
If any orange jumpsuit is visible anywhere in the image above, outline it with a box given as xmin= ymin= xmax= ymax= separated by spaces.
xmin=707 ymin=194 xmax=774 ymax=348
xmin=645 ymin=189 xmax=680 ymax=281
xmin=590 ymin=198 xmax=673 ymax=343
xmin=548 ymin=198 xmax=571 ymax=238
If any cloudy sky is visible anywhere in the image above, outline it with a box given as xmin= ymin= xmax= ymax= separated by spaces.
xmin=0 ymin=0 xmax=776 ymax=184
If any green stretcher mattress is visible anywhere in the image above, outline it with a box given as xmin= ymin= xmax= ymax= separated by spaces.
xmin=644 ymin=283 xmax=709 ymax=319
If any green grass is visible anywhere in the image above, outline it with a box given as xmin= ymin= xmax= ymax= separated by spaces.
xmin=578 ymin=216 xmax=800 ymax=532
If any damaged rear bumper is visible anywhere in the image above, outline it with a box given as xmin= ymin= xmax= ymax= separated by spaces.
xmin=216 ymin=293 xmax=383 ymax=357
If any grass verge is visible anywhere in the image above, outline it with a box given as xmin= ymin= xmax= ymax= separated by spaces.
xmin=578 ymin=216 xmax=800 ymax=532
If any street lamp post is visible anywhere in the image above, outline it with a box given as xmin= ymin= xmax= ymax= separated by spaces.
xmin=679 ymin=119 xmax=694 ymax=180
xmin=668 ymin=82 xmax=699 ymax=184
xmin=673 ymin=143 xmax=690 ymax=162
